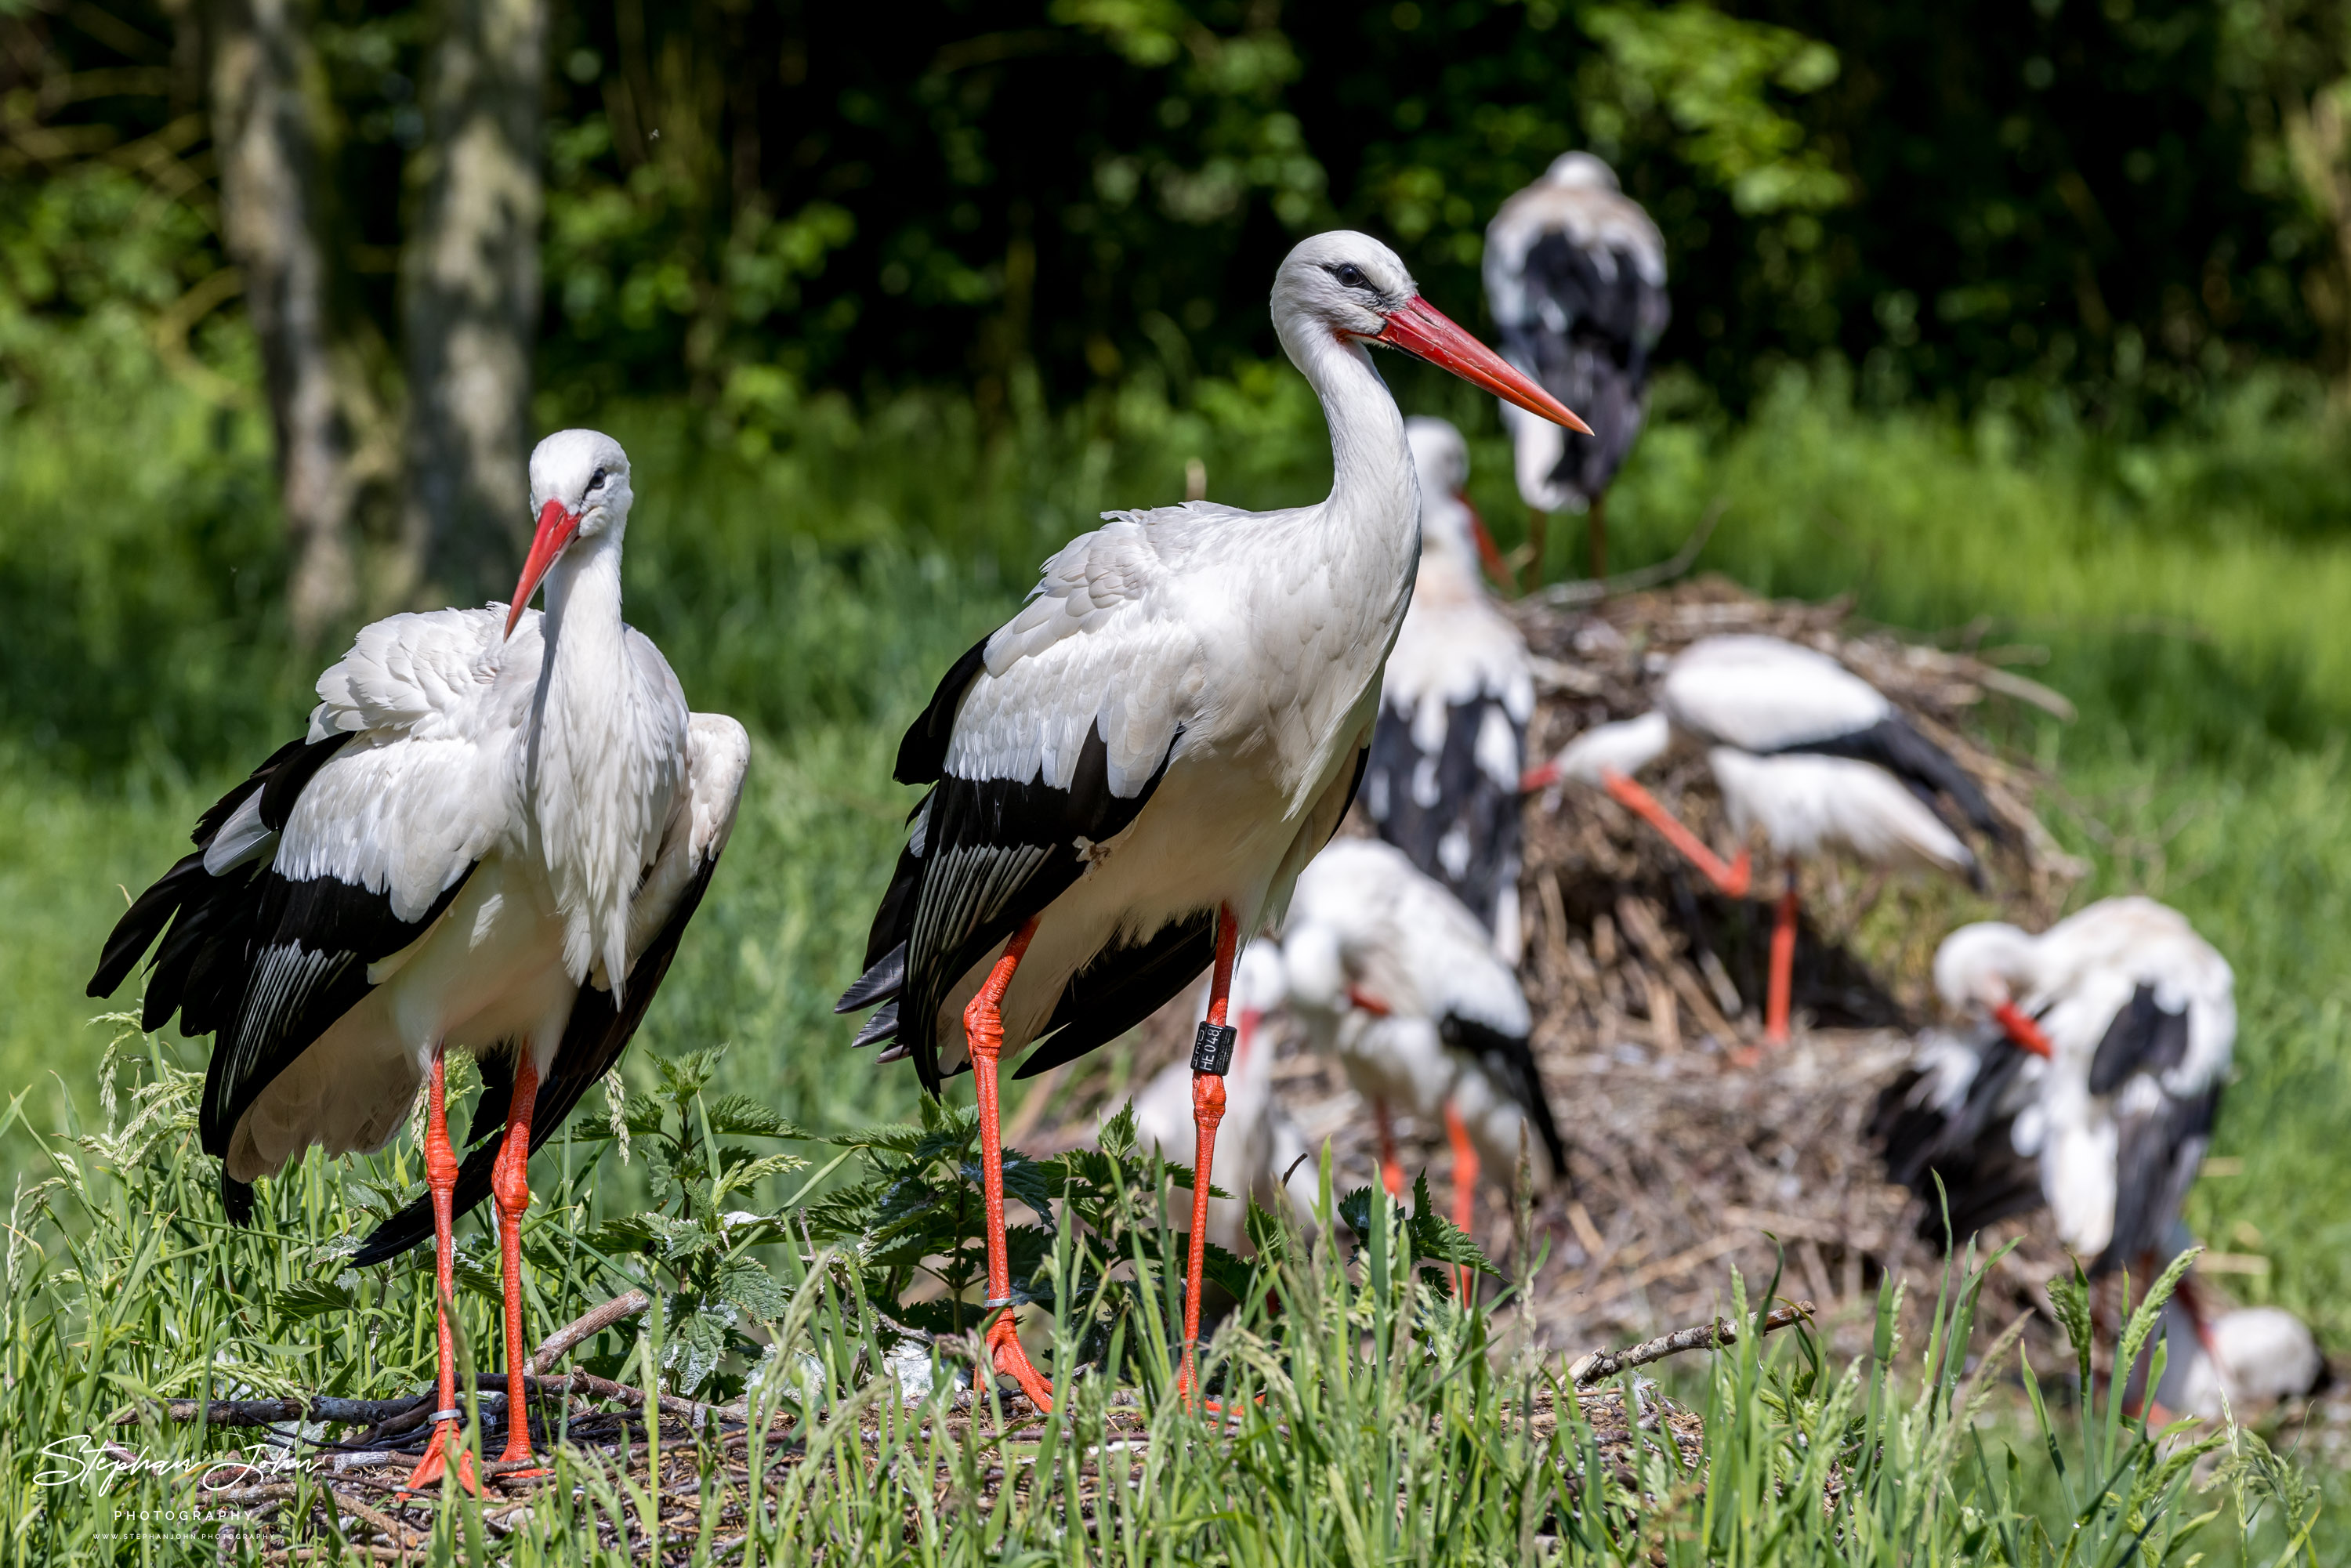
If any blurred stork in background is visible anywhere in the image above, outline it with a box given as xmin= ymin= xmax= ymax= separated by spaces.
xmin=1527 ymin=635 xmax=1997 ymax=1046
xmin=1364 ymin=417 xmax=1534 ymax=959
xmin=1876 ymin=897 xmax=2244 ymax=1406
xmin=87 ymin=432 xmax=749 ymax=1494
xmin=1127 ymin=941 xmax=1317 ymax=1251
xmin=833 ymin=231 xmax=1588 ymax=1414
xmin=1281 ymin=838 xmax=1566 ymax=1291
xmin=1485 ymin=152 xmax=1670 ymax=581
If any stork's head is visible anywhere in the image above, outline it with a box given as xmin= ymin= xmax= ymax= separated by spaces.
xmin=509 ymin=429 xmax=633 ymax=638
xmin=1543 ymin=151 xmax=1620 ymax=192
xmin=1933 ymin=922 xmax=2052 ymax=1058
xmin=1271 ymin=231 xmax=1591 ymax=434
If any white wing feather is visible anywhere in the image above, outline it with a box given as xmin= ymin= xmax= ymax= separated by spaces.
xmin=1661 ymin=635 xmax=1890 ymax=751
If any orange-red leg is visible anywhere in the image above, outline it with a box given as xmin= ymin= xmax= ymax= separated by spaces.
xmin=1176 ymin=907 xmax=1241 ymax=1408
xmin=1444 ymin=1100 xmax=1479 ymax=1302
xmin=1373 ymin=1098 xmax=1404 ymax=1200
xmin=965 ymin=917 xmax=1055 ymax=1412
xmin=1765 ymin=862 xmax=1799 ymax=1046
xmin=492 ymin=1056 xmax=545 ymax=1473
xmin=1601 ymin=770 xmax=1752 ymax=896
xmin=404 ymin=1049 xmax=482 ymax=1495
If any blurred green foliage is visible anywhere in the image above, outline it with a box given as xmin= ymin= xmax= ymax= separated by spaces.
xmin=20 ymin=0 xmax=2351 ymax=438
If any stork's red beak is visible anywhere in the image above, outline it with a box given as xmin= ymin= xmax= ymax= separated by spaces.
xmin=1993 ymin=1000 xmax=2055 ymax=1059
xmin=505 ymin=499 xmax=580 ymax=639
xmin=1376 ymin=297 xmax=1592 ymax=433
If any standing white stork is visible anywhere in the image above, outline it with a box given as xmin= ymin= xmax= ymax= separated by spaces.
xmin=1126 ymin=942 xmax=1316 ymax=1251
xmin=89 ymin=431 xmax=748 ymax=1495
xmin=1876 ymin=898 xmax=2234 ymax=1355
xmin=1279 ymin=838 xmax=1567 ymax=1285
xmin=834 ymin=231 xmax=1588 ymax=1410
xmin=1363 ymin=417 xmax=1534 ymax=959
xmin=1484 ymin=152 xmax=1669 ymax=581
xmin=1526 ymin=634 xmax=1998 ymax=1045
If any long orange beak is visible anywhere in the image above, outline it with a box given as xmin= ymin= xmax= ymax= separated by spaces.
xmin=1375 ymin=297 xmax=1592 ymax=433
xmin=505 ymin=498 xmax=580 ymax=639
xmin=1994 ymin=1000 xmax=2055 ymax=1059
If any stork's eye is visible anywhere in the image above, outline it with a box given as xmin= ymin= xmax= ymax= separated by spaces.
xmin=587 ymin=468 xmax=607 ymax=493
xmin=1331 ymin=263 xmax=1369 ymax=290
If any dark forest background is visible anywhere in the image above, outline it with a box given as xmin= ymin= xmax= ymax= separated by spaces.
xmin=11 ymin=0 xmax=2351 ymax=759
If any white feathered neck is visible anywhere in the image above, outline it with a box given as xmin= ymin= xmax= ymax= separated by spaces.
xmin=528 ymin=528 xmax=684 ymax=998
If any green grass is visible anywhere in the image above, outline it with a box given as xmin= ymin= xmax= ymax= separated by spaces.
xmin=4 ymin=358 xmax=2350 ymax=1557
xmin=0 ymin=1030 xmax=2323 ymax=1563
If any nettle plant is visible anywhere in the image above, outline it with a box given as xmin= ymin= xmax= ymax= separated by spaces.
xmin=560 ymin=1048 xmax=809 ymax=1399
xmin=795 ymin=1096 xmax=1494 ymax=1385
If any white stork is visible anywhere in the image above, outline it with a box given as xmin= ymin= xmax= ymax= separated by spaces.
xmin=1363 ymin=417 xmax=1534 ymax=960
xmin=1484 ymin=152 xmax=1669 ymax=580
xmin=834 ymin=231 xmax=1588 ymax=1410
xmin=1127 ymin=942 xmax=1315 ymax=1251
xmin=1526 ymin=634 xmax=1998 ymax=1045
xmin=1876 ymin=898 xmax=2234 ymax=1360
xmin=89 ymin=431 xmax=748 ymax=1494
xmin=1279 ymin=838 xmax=1567 ymax=1286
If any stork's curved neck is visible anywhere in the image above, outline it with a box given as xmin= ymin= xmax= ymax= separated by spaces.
xmin=1284 ymin=319 xmax=1417 ymax=532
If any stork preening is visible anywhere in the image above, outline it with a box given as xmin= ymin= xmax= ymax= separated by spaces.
xmin=1364 ymin=417 xmax=1534 ymax=958
xmin=1484 ymin=152 xmax=1669 ymax=581
xmin=89 ymin=432 xmax=748 ymax=1494
xmin=1526 ymin=635 xmax=1998 ymax=1045
xmin=834 ymin=231 xmax=1588 ymax=1410
xmin=1280 ymin=838 xmax=1567 ymax=1288
xmin=1127 ymin=942 xmax=1315 ymax=1251
xmin=1875 ymin=898 xmax=2234 ymax=1369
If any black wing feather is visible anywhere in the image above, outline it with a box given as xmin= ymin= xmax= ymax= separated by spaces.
xmin=353 ymin=853 xmax=725 ymax=1265
xmin=1436 ymin=1014 xmax=1568 ymax=1179
xmin=2087 ymin=984 xmax=2193 ymax=1096
xmin=1773 ymin=716 xmax=2001 ymax=842
xmin=1871 ymin=1032 xmax=2046 ymax=1248
xmin=1012 ymin=911 xmax=1219 ymax=1081
xmin=1500 ymin=232 xmax=1669 ymax=502
xmin=1367 ymin=698 xmax=1523 ymax=938
xmin=2094 ymin=1084 xmax=2219 ymax=1276
xmin=836 ymin=719 xmax=1179 ymax=1092
xmin=894 ymin=634 xmax=993 ymax=786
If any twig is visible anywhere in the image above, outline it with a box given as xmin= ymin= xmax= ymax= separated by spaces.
xmin=528 ymin=1288 xmax=652 ymax=1374
xmin=1570 ymin=1300 xmax=1814 ymax=1385
xmin=116 ymin=1394 xmax=428 ymax=1429
xmin=1535 ymin=500 xmax=1724 ymax=607
xmin=327 ymin=1490 xmax=422 ymax=1552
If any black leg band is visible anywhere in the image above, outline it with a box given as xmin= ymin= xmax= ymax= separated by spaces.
xmin=1191 ymin=1021 xmax=1237 ymax=1075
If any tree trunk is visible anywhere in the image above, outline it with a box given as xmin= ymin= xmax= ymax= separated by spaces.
xmin=208 ymin=0 xmax=360 ymax=645
xmin=400 ymin=0 xmax=549 ymax=607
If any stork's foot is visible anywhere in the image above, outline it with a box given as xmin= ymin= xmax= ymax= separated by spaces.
xmin=494 ymin=1427 xmax=550 ymax=1481
xmin=403 ymin=1421 xmax=482 ymax=1496
xmin=984 ymin=1313 xmax=1055 ymax=1412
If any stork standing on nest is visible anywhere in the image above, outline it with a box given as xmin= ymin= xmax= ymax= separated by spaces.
xmin=89 ymin=432 xmax=748 ymax=1494
xmin=1484 ymin=152 xmax=1669 ymax=582
xmin=1363 ymin=417 xmax=1534 ymax=960
xmin=1877 ymin=898 xmax=2233 ymax=1365
xmin=1279 ymin=838 xmax=1567 ymax=1291
xmin=834 ymin=232 xmax=1588 ymax=1411
xmin=1525 ymin=634 xmax=1998 ymax=1046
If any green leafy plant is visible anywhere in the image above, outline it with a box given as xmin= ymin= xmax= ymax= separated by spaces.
xmin=563 ymin=1046 xmax=808 ymax=1398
